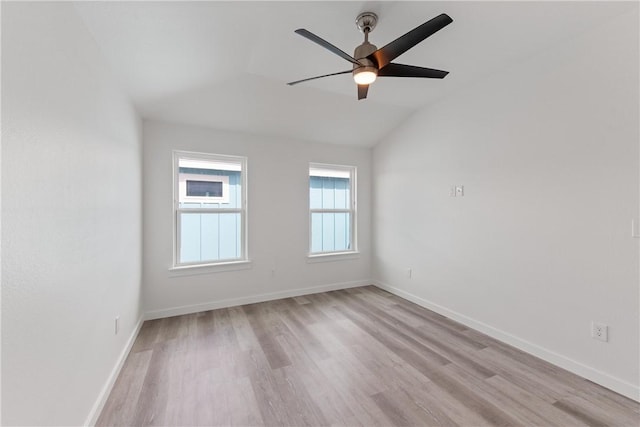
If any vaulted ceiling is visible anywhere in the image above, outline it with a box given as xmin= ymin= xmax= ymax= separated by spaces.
xmin=74 ymin=1 xmax=634 ymax=146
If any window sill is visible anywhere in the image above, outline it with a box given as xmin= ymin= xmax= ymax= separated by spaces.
xmin=306 ymin=251 xmax=360 ymax=263
xmin=169 ymin=260 xmax=252 ymax=277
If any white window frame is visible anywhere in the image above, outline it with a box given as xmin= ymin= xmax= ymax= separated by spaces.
xmin=308 ymin=163 xmax=357 ymax=257
xmin=172 ymin=150 xmax=248 ymax=269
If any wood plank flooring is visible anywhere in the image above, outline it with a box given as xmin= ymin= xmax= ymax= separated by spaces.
xmin=97 ymin=286 xmax=639 ymax=426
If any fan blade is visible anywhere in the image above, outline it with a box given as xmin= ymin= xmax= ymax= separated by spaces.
xmin=357 ymin=84 xmax=369 ymax=100
xmin=378 ymin=63 xmax=449 ymax=79
xmin=287 ymin=70 xmax=352 ymax=86
xmin=367 ymin=14 xmax=452 ymax=69
xmin=295 ymin=29 xmax=363 ymax=66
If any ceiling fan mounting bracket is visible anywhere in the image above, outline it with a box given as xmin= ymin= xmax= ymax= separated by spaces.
xmin=355 ymin=12 xmax=378 ymax=34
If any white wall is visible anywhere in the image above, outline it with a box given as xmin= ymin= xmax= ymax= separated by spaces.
xmin=1 ymin=3 xmax=143 ymax=425
xmin=373 ymin=8 xmax=639 ymax=399
xmin=143 ymin=120 xmax=371 ymax=317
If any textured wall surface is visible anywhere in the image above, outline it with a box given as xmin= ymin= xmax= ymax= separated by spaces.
xmin=143 ymin=120 xmax=372 ymax=317
xmin=373 ymin=7 xmax=639 ymax=398
xmin=1 ymin=3 xmax=143 ymax=425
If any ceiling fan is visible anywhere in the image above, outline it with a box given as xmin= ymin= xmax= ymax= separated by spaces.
xmin=287 ymin=12 xmax=453 ymax=100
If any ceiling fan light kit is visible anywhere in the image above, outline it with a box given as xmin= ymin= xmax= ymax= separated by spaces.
xmin=288 ymin=11 xmax=453 ymax=100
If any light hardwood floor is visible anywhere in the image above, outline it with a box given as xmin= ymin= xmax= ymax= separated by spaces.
xmin=97 ymin=286 xmax=639 ymax=426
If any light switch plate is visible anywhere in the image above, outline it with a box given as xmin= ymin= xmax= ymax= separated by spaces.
xmin=591 ymin=322 xmax=608 ymax=342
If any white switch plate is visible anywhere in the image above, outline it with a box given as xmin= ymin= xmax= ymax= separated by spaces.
xmin=591 ymin=321 xmax=608 ymax=342
xmin=455 ymin=185 xmax=464 ymax=197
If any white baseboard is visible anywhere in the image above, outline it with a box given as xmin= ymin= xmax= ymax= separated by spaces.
xmin=84 ymin=316 xmax=144 ymax=427
xmin=373 ymin=281 xmax=640 ymax=402
xmin=144 ymin=279 xmax=371 ymax=320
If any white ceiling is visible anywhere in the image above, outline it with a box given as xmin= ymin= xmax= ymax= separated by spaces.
xmin=74 ymin=1 xmax=634 ymax=147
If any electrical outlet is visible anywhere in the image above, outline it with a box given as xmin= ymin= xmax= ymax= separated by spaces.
xmin=115 ymin=316 xmax=120 ymax=335
xmin=591 ymin=322 xmax=608 ymax=342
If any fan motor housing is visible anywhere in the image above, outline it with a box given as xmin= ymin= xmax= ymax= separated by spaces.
xmin=353 ymin=41 xmax=377 ymax=71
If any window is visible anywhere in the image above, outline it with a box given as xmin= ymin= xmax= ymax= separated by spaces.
xmin=182 ymin=175 xmax=226 ymax=200
xmin=309 ymin=163 xmax=356 ymax=255
xmin=173 ymin=151 xmax=247 ymax=267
